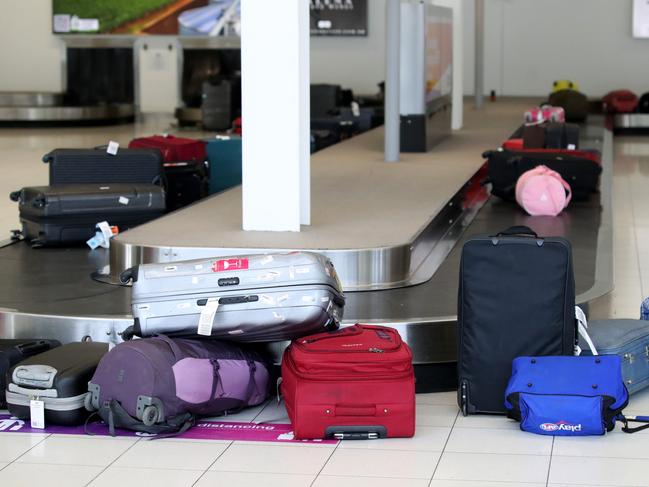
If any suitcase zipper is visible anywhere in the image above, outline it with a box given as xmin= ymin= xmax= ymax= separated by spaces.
xmin=283 ymin=353 xmax=412 ymax=381
xmin=296 ymin=329 xmax=401 ymax=354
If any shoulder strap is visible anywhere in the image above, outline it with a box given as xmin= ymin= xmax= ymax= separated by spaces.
xmin=575 ymin=306 xmax=598 ymax=356
xmin=102 ymin=399 xmax=194 ymax=437
xmin=620 ymin=415 xmax=649 ymax=434
xmin=154 ymin=334 xmax=185 ymax=360
xmin=556 ymin=172 xmax=572 ymax=207
xmin=538 ymin=165 xmax=572 ymax=208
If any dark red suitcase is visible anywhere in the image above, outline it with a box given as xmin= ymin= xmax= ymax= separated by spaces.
xmin=281 ymin=324 xmax=415 ymax=440
xmin=602 ymin=90 xmax=638 ymax=113
xmin=128 ymin=135 xmax=206 ymax=163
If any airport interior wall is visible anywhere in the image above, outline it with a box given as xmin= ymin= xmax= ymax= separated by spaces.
xmin=2 ymin=0 xmax=649 ymax=98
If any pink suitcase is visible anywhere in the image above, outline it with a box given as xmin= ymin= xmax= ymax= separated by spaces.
xmin=524 ymin=106 xmax=565 ymax=124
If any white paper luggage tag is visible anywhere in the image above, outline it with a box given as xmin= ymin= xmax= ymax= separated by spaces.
xmin=30 ymin=398 xmax=45 ymax=429
xmin=197 ymin=298 xmax=219 ymax=336
xmin=106 ymin=140 xmax=119 ymax=155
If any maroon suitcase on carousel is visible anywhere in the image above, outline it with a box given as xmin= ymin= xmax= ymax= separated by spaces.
xmin=128 ymin=135 xmax=206 ymax=163
xmin=602 ymin=90 xmax=638 ymax=113
xmin=281 ymin=324 xmax=415 ymax=440
xmin=128 ymin=135 xmax=208 ymax=211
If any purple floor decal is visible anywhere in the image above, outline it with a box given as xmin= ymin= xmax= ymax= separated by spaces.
xmin=0 ymin=414 xmax=336 ymax=444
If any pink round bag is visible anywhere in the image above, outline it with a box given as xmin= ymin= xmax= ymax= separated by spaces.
xmin=515 ymin=165 xmax=572 ymax=216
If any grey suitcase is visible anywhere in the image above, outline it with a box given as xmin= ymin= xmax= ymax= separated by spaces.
xmin=6 ymin=342 xmax=108 ymax=426
xmin=121 ymin=252 xmax=345 ymax=342
xmin=11 ymin=184 xmax=166 ymax=247
xmin=580 ymin=319 xmax=649 ymax=395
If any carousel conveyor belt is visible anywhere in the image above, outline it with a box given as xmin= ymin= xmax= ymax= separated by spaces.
xmin=0 ymin=122 xmax=613 ymax=392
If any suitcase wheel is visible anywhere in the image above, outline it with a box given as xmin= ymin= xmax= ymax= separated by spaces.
xmin=142 ymin=405 xmax=161 ymax=426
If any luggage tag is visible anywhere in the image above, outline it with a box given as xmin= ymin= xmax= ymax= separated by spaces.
xmin=351 ymin=101 xmax=360 ymax=117
xmin=106 ymin=141 xmax=119 ymax=155
xmin=30 ymin=398 xmax=45 ymax=429
xmin=197 ymin=298 xmax=219 ymax=336
xmin=86 ymin=222 xmax=118 ymax=250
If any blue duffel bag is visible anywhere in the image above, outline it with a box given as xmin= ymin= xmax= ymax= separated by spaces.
xmin=505 ymin=355 xmax=631 ymax=436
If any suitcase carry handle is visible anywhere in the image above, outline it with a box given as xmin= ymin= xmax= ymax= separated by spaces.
xmin=334 ymin=405 xmax=376 ymax=416
xmin=324 ymin=425 xmax=387 ymax=440
xmin=15 ymin=340 xmax=56 ymax=356
xmin=494 ymin=226 xmax=538 ymax=238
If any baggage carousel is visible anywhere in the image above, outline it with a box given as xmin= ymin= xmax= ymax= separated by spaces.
xmin=613 ymin=113 xmax=649 ymax=133
xmin=0 ymin=92 xmax=135 ymax=126
xmin=0 ymin=108 xmax=613 ymax=392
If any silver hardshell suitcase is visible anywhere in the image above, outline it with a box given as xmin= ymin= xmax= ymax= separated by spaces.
xmin=121 ymin=252 xmax=345 ymax=342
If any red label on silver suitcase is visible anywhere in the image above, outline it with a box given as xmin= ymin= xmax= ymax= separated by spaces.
xmin=212 ymin=258 xmax=249 ymax=272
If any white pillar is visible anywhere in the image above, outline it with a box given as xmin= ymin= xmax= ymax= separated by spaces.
xmin=241 ymin=0 xmax=310 ymax=231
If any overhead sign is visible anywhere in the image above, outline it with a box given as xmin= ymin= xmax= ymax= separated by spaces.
xmin=310 ymin=0 xmax=368 ymax=37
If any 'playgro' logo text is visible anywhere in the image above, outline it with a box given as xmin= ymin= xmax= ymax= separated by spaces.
xmin=539 ymin=421 xmax=582 ymax=432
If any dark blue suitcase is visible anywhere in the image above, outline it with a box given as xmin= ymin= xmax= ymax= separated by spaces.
xmin=580 ymin=319 xmax=649 ymax=395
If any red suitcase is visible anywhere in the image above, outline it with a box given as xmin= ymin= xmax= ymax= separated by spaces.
xmin=281 ymin=324 xmax=415 ymax=440
xmin=128 ymin=135 xmax=206 ymax=163
xmin=602 ymin=90 xmax=638 ymax=113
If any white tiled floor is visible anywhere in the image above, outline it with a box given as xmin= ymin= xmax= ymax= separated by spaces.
xmin=1 ymin=130 xmax=649 ymax=486
xmin=5 ymin=391 xmax=649 ymax=486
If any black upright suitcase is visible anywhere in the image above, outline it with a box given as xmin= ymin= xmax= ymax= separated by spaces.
xmin=11 ymin=184 xmax=166 ymax=247
xmin=310 ymin=84 xmax=343 ymax=117
xmin=6 ymin=342 xmax=108 ymax=426
xmin=457 ymin=226 xmax=576 ymax=415
xmin=638 ymin=92 xmax=649 ymax=114
xmin=0 ymin=339 xmax=61 ymax=408
xmin=521 ymin=123 xmax=579 ymax=149
xmin=545 ymin=122 xmax=579 ymax=149
xmin=163 ymin=161 xmax=208 ymax=211
xmin=201 ymin=76 xmax=241 ymax=131
xmin=43 ymin=148 xmax=164 ymax=185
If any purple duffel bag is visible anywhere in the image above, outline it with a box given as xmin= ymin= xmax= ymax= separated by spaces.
xmin=85 ymin=335 xmax=270 ymax=435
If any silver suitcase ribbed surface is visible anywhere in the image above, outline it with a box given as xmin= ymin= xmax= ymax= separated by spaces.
xmin=124 ymin=252 xmax=345 ymax=342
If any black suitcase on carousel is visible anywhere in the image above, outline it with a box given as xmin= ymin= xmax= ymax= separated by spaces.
xmin=10 ymin=184 xmax=166 ymax=247
xmin=43 ymin=148 xmax=164 ymax=185
xmin=0 ymin=339 xmax=61 ymax=408
xmin=522 ymin=123 xmax=579 ymax=150
xmin=485 ymin=148 xmax=602 ymax=201
xmin=457 ymin=226 xmax=576 ymax=415
xmin=163 ymin=161 xmax=208 ymax=211
xmin=310 ymin=84 xmax=343 ymax=117
xmin=201 ymin=76 xmax=241 ymax=131
xmin=6 ymin=342 xmax=108 ymax=426
xmin=311 ymin=116 xmax=358 ymax=139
